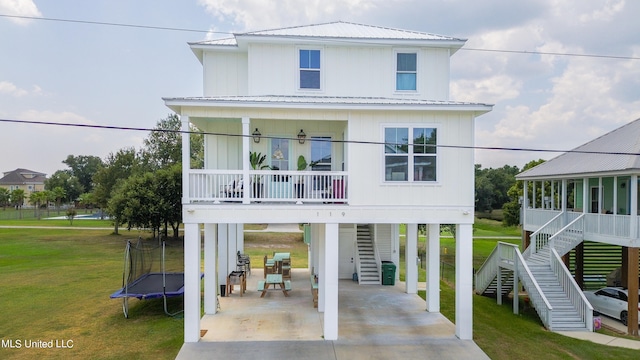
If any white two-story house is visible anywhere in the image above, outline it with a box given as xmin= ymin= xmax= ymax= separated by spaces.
xmin=164 ymin=21 xmax=492 ymax=343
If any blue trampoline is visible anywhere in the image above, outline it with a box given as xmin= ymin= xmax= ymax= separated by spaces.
xmin=110 ymin=238 xmax=185 ymax=318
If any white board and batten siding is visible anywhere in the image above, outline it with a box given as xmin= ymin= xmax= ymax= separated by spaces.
xmin=205 ymin=43 xmax=452 ymax=100
xmin=203 ymin=51 xmax=248 ymax=96
xmin=347 ymin=110 xmax=475 ymax=208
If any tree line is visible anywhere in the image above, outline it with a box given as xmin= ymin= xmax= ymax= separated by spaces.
xmin=0 ymin=114 xmax=203 ymax=237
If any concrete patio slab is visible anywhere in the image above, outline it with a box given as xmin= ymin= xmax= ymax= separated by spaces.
xmin=176 ymin=268 xmax=489 ymax=360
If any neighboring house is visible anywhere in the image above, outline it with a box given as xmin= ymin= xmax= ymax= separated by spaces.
xmin=164 ymin=21 xmax=492 ymax=343
xmin=0 ymin=168 xmax=47 ymax=201
xmin=476 ymin=118 xmax=640 ymax=334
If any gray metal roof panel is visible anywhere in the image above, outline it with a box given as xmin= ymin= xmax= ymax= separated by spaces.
xmin=517 ymin=118 xmax=640 ymax=179
xmin=239 ymin=21 xmax=463 ymax=41
xmin=192 ymin=21 xmax=465 ymax=47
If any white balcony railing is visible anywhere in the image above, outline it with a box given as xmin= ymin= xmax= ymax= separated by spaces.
xmin=523 ymin=208 xmax=638 ymax=240
xmin=188 ymin=169 xmax=348 ymax=204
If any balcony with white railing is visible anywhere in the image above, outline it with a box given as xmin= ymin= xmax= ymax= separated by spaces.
xmin=187 ymin=169 xmax=348 ymax=204
xmin=523 ymin=208 xmax=639 ymax=242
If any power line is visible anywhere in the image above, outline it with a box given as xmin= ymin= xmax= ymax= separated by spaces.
xmin=0 ymin=14 xmax=221 ymax=35
xmin=2 ymin=118 xmax=639 ymax=157
xmin=2 ymin=14 xmax=639 ymax=61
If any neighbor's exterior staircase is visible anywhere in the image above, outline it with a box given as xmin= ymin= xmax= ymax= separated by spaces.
xmin=356 ymin=224 xmax=381 ymax=284
xmin=475 ymin=213 xmax=593 ymax=332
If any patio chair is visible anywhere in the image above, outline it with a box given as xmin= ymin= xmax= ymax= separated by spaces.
xmin=237 ymin=251 xmax=251 ymax=276
xmin=281 ymin=258 xmax=291 ymax=280
xmin=264 ymin=255 xmax=276 ymax=278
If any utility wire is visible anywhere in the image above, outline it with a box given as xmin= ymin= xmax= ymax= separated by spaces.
xmin=2 ymin=118 xmax=639 ymax=157
xmin=1 ymin=14 xmax=639 ymax=61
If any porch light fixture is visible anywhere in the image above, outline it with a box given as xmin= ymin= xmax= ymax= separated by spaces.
xmin=297 ymin=129 xmax=307 ymax=144
xmin=252 ymin=128 xmax=261 ymax=143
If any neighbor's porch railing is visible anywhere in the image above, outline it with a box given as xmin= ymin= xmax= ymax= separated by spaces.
xmin=524 ymin=208 xmax=637 ymax=240
xmin=188 ymin=169 xmax=348 ymax=204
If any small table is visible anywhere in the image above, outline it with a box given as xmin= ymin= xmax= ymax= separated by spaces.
xmin=261 ymin=274 xmax=289 ymax=297
xmin=227 ymin=271 xmax=246 ymax=296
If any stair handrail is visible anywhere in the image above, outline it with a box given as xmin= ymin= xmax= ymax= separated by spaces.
xmin=369 ymin=224 xmax=382 ymax=279
xmin=550 ymin=247 xmax=594 ymax=331
xmin=513 ymin=245 xmax=554 ymax=329
xmin=474 ymin=243 xmax=501 ymax=294
xmin=523 ymin=212 xmax=565 ymax=261
xmin=475 ymin=242 xmax=516 ymax=294
xmin=548 ymin=214 xmax=585 ymax=258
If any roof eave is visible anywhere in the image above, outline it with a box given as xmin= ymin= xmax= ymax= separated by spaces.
xmin=163 ymin=97 xmax=492 ymax=113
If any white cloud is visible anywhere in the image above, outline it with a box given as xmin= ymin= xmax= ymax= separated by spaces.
xmin=198 ymin=0 xmax=379 ymax=31
xmin=0 ymin=81 xmax=28 ymax=97
xmin=0 ymin=0 xmax=42 ymax=25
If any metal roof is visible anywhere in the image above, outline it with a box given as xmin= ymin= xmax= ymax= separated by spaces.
xmin=191 ymin=21 xmax=465 ymax=47
xmin=517 ymin=117 xmax=640 ymax=179
xmin=163 ymin=95 xmax=492 ymax=112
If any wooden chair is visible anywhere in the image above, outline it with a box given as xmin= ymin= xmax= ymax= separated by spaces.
xmin=264 ymin=255 xmax=276 ymax=278
xmin=281 ymin=258 xmax=291 ymax=280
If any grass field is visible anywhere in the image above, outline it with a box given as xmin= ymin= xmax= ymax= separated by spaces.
xmin=1 ymin=219 xmax=639 ymax=359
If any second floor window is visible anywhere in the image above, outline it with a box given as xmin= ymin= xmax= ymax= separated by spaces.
xmin=384 ymin=127 xmax=437 ymax=182
xmin=300 ymin=49 xmax=321 ymax=89
xmin=396 ymin=53 xmax=417 ymax=91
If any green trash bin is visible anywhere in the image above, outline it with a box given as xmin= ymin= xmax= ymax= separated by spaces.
xmin=381 ymin=261 xmax=396 ymax=285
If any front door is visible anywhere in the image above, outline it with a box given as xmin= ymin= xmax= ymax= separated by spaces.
xmin=338 ymin=225 xmax=355 ymax=279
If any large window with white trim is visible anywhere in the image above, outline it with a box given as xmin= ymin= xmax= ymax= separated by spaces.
xmin=384 ymin=126 xmax=437 ymax=182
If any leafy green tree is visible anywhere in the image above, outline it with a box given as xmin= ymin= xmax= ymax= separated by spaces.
xmin=92 ymin=147 xmax=141 ymax=222
xmin=10 ymin=189 xmax=25 ymax=217
xmin=502 ymin=159 xmax=546 ymax=226
xmin=62 ymin=155 xmax=103 ymax=193
xmin=29 ymin=191 xmax=49 ymax=219
xmin=475 ymin=164 xmax=519 ymax=213
xmin=45 ymin=170 xmax=84 ymax=205
xmin=140 ymin=114 xmax=204 ymax=171
xmin=0 ymin=187 xmax=10 ymax=209
xmin=51 ymin=186 xmax=66 ymax=213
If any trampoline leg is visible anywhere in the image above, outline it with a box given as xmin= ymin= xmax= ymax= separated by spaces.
xmin=122 ymin=297 xmax=129 ymax=319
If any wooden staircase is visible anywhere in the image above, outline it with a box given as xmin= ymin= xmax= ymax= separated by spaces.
xmin=356 ymin=224 xmax=381 ymax=284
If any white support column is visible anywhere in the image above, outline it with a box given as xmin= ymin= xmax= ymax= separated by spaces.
xmin=631 ymin=175 xmax=638 ymax=238
xmin=455 ymin=223 xmax=473 ymax=340
xmin=317 ymin=224 xmax=326 ymax=312
xmin=583 ymin=177 xmax=589 ymax=213
xmin=184 ymin=223 xmax=201 ymax=342
xmin=228 ymin=224 xmax=238 ymax=274
xmin=426 ymin=223 xmax=440 ymax=312
xmin=204 ymin=223 xmax=217 ymax=314
xmin=181 ymin=115 xmax=190 ymax=204
xmin=217 ymin=224 xmax=228 ymax=291
xmin=391 ymin=224 xmax=400 ymax=276
xmin=242 ymin=117 xmax=250 ymax=204
xmin=323 ymin=223 xmax=339 ymax=340
xmin=405 ymin=223 xmax=418 ymax=294
xmin=236 ymin=223 xmax=245 ymax=251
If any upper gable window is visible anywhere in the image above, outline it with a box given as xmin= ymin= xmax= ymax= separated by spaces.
xmin=299 ymin=49 xmax=321 ymax=90
xmin=396 ymin=53 xmax=417 ymax=91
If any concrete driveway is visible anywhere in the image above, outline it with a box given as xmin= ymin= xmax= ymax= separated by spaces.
xmin=176 ymin=268 xmax=489 ymax=360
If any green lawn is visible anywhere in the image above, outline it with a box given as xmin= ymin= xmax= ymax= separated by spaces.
xmin=1 ymin=219 xmax=638 ymax=360
xmin=432 ymin=285 xmax=640 ymax=359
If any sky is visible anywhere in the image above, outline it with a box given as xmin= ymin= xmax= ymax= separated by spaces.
xmin=1 ymin=0 xmax=639 ymax=177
